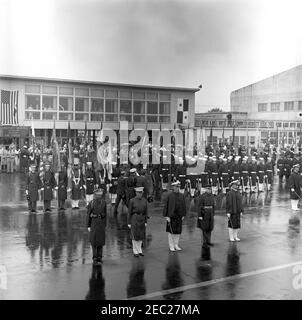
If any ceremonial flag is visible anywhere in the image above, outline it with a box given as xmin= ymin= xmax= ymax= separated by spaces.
xmin=177 ymin=99 xmax=189 ymax=124
xmin=0 ymin=89 xmax=18 ymax=125
xmin=51 ymin=120 xmax=60 ymax=173
xmin=209 ymin=126 xmax=213 ymax=146
xmin=232 ymin=125 xmax=235 ymax=146
xmin=31 ymin=117 xmax=35 ymax=138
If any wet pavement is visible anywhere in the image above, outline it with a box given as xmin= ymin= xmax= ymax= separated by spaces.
xmin=1 ymin=173 xmax=302 ymax=300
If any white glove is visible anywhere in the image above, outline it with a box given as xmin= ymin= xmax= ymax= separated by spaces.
xmin=291 ymin=188 xmax=295 ymax=192
xmin=145 ymin=223 xmax=147 ymax=227
xmin=198 ymin=217 xmax=203 ymax=220
xmin=87 ymin=227 xmax=90 ymax=232
xmin=227 ymin=213 xmax=231 ymax=218
xmin=182 ymin=217 xmax=184 ymax=220
xmin=166 ymin=217 xmax=171 ymax=223
xmin=25 ymin=190 xmax=28 ymax=195
xmin=128 ymin=224 xmax=131 ymax=228
xmin=240 ymin=212 xmax=243 ymax=217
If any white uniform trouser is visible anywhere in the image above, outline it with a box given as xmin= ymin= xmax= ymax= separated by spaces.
xmin=86 ymin=194 xmax=94 ymax=203
xmin=72 ymin=200 xmax=79 ymax=208
xmin=291 ymin=199 xmax=299 ymax=210
xmin=132 ymin=240 xmax=143 ymax=254
xmin=228 ymin=228 xmax=240 ymax=240
xmin=168 ymin=233 xmax=180 ymax=250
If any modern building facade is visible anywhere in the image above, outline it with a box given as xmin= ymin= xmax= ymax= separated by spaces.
xmin=0 ymin=75 xmax=199 ymax=147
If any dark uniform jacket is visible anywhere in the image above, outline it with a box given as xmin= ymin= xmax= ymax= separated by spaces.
xmin=288 ymin=172 xmax=302 ymax=200
xmin=42 ymin=170 xmax=56 ymax=201
xmin=87 ymin=198 xmax=107 ymax=246
xmin=197 ymin=192 xmax=215 ymax=231
xmin=26 ymin=171 xmax=42 ymax=201
xmin=85 ymin=169 xmax=97 ymax=195
xmin=71 ymin=168 xmax=83 ymax=200
xmin=226 ymin=189 xmax=243 ymax=229
xmin=58 ymin=170 xmax=68 ymax=201
xmin=127 ymin=196 xmax=148 ymax=241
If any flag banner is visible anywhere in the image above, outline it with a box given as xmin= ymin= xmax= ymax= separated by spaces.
xmin=177 ymin=98 xmax=189 ymax=124
xmin=0 ymin=89 xmax=18 ymax=125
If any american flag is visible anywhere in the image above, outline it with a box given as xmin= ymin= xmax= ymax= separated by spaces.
xmin=0 ymin=90 xmax=18 ymax=125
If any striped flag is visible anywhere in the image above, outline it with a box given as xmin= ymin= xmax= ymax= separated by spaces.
xmin=0 ymin=89 xmax=18 ymax=125
xmin=177 ymin=98 xmax=189 ymax=124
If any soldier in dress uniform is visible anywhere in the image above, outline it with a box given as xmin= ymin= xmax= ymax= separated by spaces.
xmin=249 ymin=156 xmax=258 ymax=193
xmin=87 ymin=188 xmax=107 ymax=266
xmin=70 ymin=161 xmax=84 ymax=209
xmin=284 ymin=155 xmax=292 ymax=181
xmin=226 ymin=180 xmax=243 ymax=242
xmin=6 ymin=145 xmax=15 ymax=174
xmin=197 ymin=184 xmax=215 ymax=248
xmin=264 ymin=157 xmax=274 ymax=191
xmin=257 ymin=157 xmax=266 ymax=192
xmin=57 ymin=162 xmax=68 ymax=211
xmin=41 ymin=162 xmax=56 ymax=213
xmin=160 ymin=163 xmax=170 ymax=191
xmin=127 ymin=186 xmax=148 ymax=257
xmin=209 ymin=157 xmax=219 ymax=196
xmin=26 ymin=163 xmax=42 ymax=213
xmin=163 ymin=180 xmax=187 ymax=252
xmin=84 ymin=161 xmax=97 ymax=205
xmin=108 ymin=162 xmax=120 ymax=205
xmin=231 ymin=156 xmax=241 ymax=183
xmin=113 ymin=171 xmax=127 ymax=215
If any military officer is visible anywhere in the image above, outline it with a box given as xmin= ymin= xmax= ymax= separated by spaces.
xmin=26 ymin=163 xmax=42 ymax=213
xmin=127 ymin=186 xmax=149 ymax=257
xmin=87 ymin=189 xmax=107 ymax=266
xmin=70 ymin=161 xmax=84 ymax=209
xmin=113 ymin=171 xmax=127 ymax=215
xmin=226 ymin=180 xmax=243 ymax=242
xmin=126 ymin=168 xmax=137 ymax=207
xmin=249 ymin=156 xmax=258 ymax=193
xmin=197 ymin=184 xmax=215 ymax=248
xmin=257 ymin=157 xmax=266 ymax=192
xmin=240 ymin=157 xmax=250 ymax=194
xmin=163 ymin=180 xmax=187 ymax=252
xmin=57 ymin=162 xmax=68 ymax=211
xmin=84 ymin=161 xmax=97 ymax=205
xmin=41 ymin=162 xmax=56 ymax=213
xmin=219 ymin=158 xmax=229 ymax=194
xmin=264 ymin=157 xmax=274 ymax=191
xmin=288 ymin=164 xmax=302 ymax=211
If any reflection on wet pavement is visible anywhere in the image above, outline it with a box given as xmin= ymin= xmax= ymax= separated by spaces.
xmin=1 ymin=173 xmax=302 ymax=299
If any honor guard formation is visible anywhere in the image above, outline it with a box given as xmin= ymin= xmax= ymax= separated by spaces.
xmin=5 ymin=139 xmax=302 ymax=266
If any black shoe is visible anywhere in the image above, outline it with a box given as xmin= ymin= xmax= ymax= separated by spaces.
xmin=133 ymin=254 xmax=139 ymax=258
xmin=207 ymin=242 xmax=214 ymax=246
xmin=139 ymin=253 xmax=144 ymax=256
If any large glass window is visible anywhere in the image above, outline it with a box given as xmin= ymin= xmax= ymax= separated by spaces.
xmin=159 ymin=93 xmax=171 ymax=101
xmin=59 ymin=113 xmax=73 ymax=120
xmin=258 ymin=103 xmax=267 ymax=112
xmin=106 ymin=90 xmax=118 ymax=99
xmin=133 ymin=101 xmax=145 ymax=114
xmin=159 ymin=116 xmax=170 ymax=123
xmin=75 ymin=113 xmax=89 ymax=121
xmin=91 ymin=88 xmax=104 ymax=97
xmin=133 ymin=92 xmax=145 ymax=100
xmin=59 ymin=97 xmax=73 ymax=111
xmin=147 ymin=101 xmax=158 ymax=114
xmin=42 ymin=96 xmax=57 ymax=110
xmin=59 ymin=87 xmax=73 ymax=95
xmin=75 ymin=98 xmax=89 ymax=112
xmin=26 ymin=95 xmax=40 ymax=110
xmin=133 ymin=115 xmax=145 ymax=122
xmin=120 ymin=100 xmax=132 ymax=114
xmin=105 ymin=100 xmax=118 ymax=113
xmin=159 ymin=102 xmax=170 ymax=115
xmin=146 ymin=92 xmax=157 ymax=100
xmin=105 ymin=114 xmax=118 ymax=122
xmin=43 ymin=86 xmax=57 ymax=95
xmin=147 ymin=115 xmax=157 ymax=122
xmin=75 ymin=88 xmax=89 ymax=96
xmin=284 ymin=101 xmax=294 ymax=111
xmin=120 ymin=91 xmax=132 ymax=99
xmin=120 ymin=114 xmax=132 ymax=122
xmin=271 ymin=102 xmax=280 ymax=112
xmin=91 ymin=114 xmax=103 ymax=122
xmin=91 ymin=99 xmax=104 ymax=112
xmin=42 ymin=112 xmax=57 ymax=120
xmin=25 ymin=85 xmax=40 ymax=94
xmin=25 ymin=111 xmax=40 ymax=120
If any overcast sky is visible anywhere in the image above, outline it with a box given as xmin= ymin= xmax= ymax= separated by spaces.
xmin=1 ymin=0 xmax=302 ymax=112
